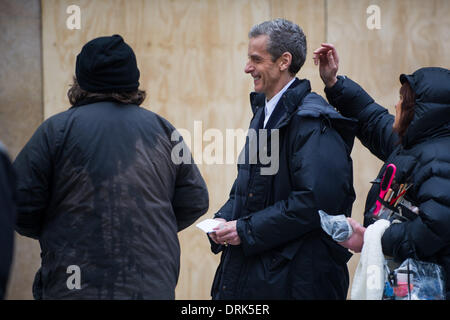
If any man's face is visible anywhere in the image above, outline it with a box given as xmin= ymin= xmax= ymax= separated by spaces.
xmin=244 ymin=35 xmax=282 ymax=100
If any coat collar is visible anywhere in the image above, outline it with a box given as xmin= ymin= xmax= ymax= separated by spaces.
xmin=70 ymin=97 xmax=119 ymax=108
xmin=249 ymin=78 xmax=312 ymax=129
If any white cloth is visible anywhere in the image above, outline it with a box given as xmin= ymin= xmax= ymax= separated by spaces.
xmin=263 ymin=78 xmax=295 ymax=128
xmin=351 ymin=219 xmax=391 ymax=300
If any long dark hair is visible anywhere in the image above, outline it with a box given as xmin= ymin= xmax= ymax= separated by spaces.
xmin=394 ymin=81 xmax=416 ymax=139
xmin=67 ymin=77 xmax=146 ymax=106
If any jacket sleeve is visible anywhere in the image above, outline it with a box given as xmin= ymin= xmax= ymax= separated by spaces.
xmin=0 ymin=145 xmax=16 ymax=299
xmin=236 ymin=118 xmax=354 ymax=256
xmin=325 ymin=76 xmax=399 ymax=162
xmin=214 ymin=179 xmax=236 ymax=221
xmin=172 ymin=141 xmax=209 ymax=232
xmin=381 ymin=164 xmax=450 ymax=260
xmin=13 ymin=120 xmax=59 ymax=239
xmin=209 ymin=179 xmax=237 ymax=254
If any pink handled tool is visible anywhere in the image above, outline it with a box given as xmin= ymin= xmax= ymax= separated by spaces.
xmin=373 ymin=163 xmax=397 ymax=216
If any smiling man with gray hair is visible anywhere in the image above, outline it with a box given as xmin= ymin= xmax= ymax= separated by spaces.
xmin=208 ymin=18 xmax=357 ymax=299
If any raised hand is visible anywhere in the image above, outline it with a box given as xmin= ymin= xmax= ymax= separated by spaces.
xmin=313 ymin=43 xmax=340 ymax=88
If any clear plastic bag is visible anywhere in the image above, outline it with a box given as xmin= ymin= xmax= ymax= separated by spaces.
xmin=383 ymin=258 xmax=446 ymax=300
xmin=318 ymin=210 xmax=353 ymax=242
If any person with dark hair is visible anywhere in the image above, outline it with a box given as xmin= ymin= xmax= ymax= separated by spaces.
xmin=314 ymin=43 xmax=450 ymax=298
xmin=13 ymin=34 xmax=209 ymax=299
xmin=208 ymin=19 xmax=357 ymax=299
xmin=0 ymin=142 xmax=16 ymax=299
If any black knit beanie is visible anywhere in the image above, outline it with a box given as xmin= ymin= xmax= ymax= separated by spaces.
xmin=75 ymin=34 xmax=140 ymax=93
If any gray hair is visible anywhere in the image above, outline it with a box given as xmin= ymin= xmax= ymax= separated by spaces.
xmin=249 ymin=18 xmax=307 ymax=75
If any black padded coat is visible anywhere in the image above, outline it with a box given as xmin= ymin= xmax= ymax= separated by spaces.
xmin=0 ymin=142 xmax=15 ymax=299
xmin=13 ymin=99 xmax=209 ymax=299
xmin=211 ymin=78 xmax=357 ymax=299
xmin=325 ymin=67 xmax=450 ymax=298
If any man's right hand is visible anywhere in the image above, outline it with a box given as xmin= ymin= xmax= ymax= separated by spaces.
xmin=313 ymin=43 xmax=339 ymax=88
xmin=208 ymin=218 xmax=227 ymax=245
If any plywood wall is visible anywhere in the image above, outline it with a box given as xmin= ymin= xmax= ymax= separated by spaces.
xmin=9 ymin=0 xmax=448 ymax=299
xmin=40 ymin=0 xmax=327 ymax=300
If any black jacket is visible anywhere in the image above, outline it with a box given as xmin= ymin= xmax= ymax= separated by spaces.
xmin=325 ymin=67 xmax=450 ymax=297
xmin=13 ymin=99 xmax=209 ymax=299
xmin=211 ymin=78 xmax=357 ymax=299
xmin=0 ymin=142 xmax=16 ymax=299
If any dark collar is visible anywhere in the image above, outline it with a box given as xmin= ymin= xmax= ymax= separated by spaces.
xmin=249 ymin=78 xmax=311 ymax=114
xmin=70 ymin=97 xmax=119 ymax=109
xmin=249 ymin=78 xmax=311 ymax=130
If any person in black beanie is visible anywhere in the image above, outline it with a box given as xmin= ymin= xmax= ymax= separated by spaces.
xmin=67 ymin=34 xmax=146 ymax=106
xmin=75 ymin=34 xmax=140 ymax=93
xmin=13 ymin=35 xmax=209 ymax=299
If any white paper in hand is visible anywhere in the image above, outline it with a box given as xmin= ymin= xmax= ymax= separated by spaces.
xmin=196 ymin=219 xmax=222 ymax=233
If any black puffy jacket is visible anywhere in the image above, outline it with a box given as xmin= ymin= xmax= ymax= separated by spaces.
xmin=0 ymin=142 xmax=15 ymax=299
xmin=13 ymin=99 xmax=209 ymax=299
xmin=211 ymin=78 xmax=357 ymax=299
xmin=325 ymin=67 xmax=450 ymax=298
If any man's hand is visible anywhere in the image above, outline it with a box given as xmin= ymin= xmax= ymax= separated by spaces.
xmin=338 ymin=218 xmax=365 ymax=253
xmin=211 ymin=220 xmax=241 ymax=246
xmin=208 ymin=218 xmax=227 ymax=245
xmin=313 ymin=43 xmax=339 ymax=88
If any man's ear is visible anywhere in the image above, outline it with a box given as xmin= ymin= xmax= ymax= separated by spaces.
xmin=279 ymin=52 xmax=292 ymax=72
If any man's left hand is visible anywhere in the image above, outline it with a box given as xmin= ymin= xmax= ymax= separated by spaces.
xmin=213 ymin=220 xmax=241 ymax=246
